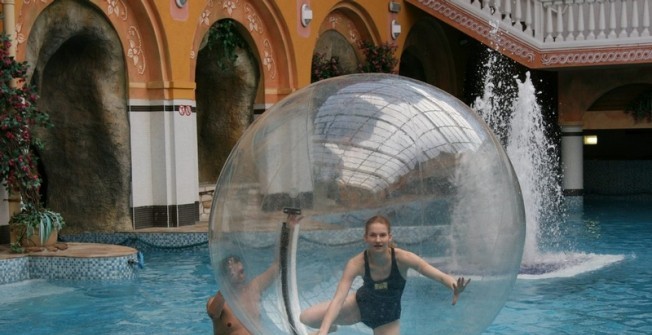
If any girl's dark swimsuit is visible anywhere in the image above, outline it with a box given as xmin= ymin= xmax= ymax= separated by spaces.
xmin=355 ymin=248 xmax=407 ymax=329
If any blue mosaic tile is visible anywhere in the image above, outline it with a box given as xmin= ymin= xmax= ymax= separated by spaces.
xmin=0 ymin=257 xmax=29 ymax=285
xmin=0 ymin=243 xmax=142 ymax=284
xmin=60 ymin=232 xmax=209 ymax=251
xmin=29 ymin=255 xmax=138 ymax=280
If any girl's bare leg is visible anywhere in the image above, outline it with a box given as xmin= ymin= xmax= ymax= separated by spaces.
xmin=373 ymin=320 xmax=400 ymax=335
xmin=300 ymin=293 xmax=361 ymax=330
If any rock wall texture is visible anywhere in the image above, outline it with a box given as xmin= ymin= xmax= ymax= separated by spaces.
xmin=29 ymin=0 xmax=131 ymax=232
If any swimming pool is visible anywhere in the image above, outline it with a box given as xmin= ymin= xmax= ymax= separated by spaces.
xmin=0 ymin=196 xmax=649 ymax=334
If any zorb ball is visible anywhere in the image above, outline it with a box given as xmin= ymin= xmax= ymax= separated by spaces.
xmin=209 ymin=74 xmax=525 ymax=335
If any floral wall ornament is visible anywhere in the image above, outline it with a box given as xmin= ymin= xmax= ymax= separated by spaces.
xmin=263 ymin=39 xmax=276 ymax=79
xmin=200 ymin=10 xmax=212 ymax=26
xmin=197 ymin=0 xmax=278 ymax=80
xmin=245 ymin=4 xmax=263 ymax=34
xmin=221 ymin=0 xmax=240 ymax=16
xmin=105 ymin=0 xmax=128 ymax=21
xmin=324 ymin=12 xmax=362 ymax=47
xmin=178 ymin=105 xmax=192 ymax=116
xmin=127 ymin=26 xmax=146 ymax=75
xmin=15 ymin=23 xmax=26 ymax=45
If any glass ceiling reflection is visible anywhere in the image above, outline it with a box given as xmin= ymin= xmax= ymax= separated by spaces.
xmin=312 ymin=79 xmax=482 ymax=193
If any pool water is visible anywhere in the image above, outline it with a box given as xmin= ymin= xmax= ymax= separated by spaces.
xmin=483 ymin=196 xmax=652 ymax=335
xmin=0 ymin=250 xmax=217 ymax=335
xmin=1 ymin=196 xmax=650 ymax=334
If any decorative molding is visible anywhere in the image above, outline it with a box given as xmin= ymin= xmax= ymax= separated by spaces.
xmin=412 ymin=0 xmax=652 ymax=68
xmin=263 ymin=39 xmax=277 ymax=79
xmin=244 ymin=3 xmax=263 ymax=34
xmin=196 ymin=0 xmax=277 ymax=80
xmin=220 ymin=0 xmax=240 ymax=16
xmin=106 ymin=0 xmax=128 ymax=21
xmin=324 ymin=12 xmax=361 ymax=45
xmin=542 ymin=48 xmax=652 ymax=66
xmin=414 ymin=0 xmax=536 ymax=64
xmin=127 ymin=26 xmax=146 ymax=75
xmin=18 ymin=0 xmax=145 ymax=76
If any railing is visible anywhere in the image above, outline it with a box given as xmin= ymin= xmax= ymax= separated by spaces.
xmin=455 ymin=0 xmax=651 ymax=47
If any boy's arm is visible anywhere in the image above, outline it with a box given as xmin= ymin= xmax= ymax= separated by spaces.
xmin=207 ymin=291 xmax=226 ymax=320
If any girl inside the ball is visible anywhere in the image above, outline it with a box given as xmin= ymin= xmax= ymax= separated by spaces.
xmin=300 ymin=215 xmax=470 ymax=335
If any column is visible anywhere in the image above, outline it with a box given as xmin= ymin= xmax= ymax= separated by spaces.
xmin=1 ymin=0 xmax=16 ymax=241
xmin=130 ymin=99 xmax=199 ymax=228
xmin=561 ymin=125 xmax=584 ymax=207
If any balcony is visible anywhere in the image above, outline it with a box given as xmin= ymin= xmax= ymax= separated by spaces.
xmin=407 ymin=0 xmax=652 ymax=68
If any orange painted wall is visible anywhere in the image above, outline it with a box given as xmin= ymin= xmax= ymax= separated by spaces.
xmin=8 ymin=0 xmax=413 ymax=105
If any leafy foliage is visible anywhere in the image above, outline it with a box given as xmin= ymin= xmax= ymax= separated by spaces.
xmin=0 ymin=34 xmax=65 ymax=251
xmin=311 ymin=53 xmax=343 ymax=82
xmin=358 ymin=40 xmax=398 ymax=74
xmin=311 ymin=40 xmax=399 ymax=82
xmin=0 ymin=34 xmax=49 ymax=205
xmin=207 ymin=19 xmax=248 ymax=69
xmin=10 ymin=208 xmax=64 ymax=252
xmin=625 ymin=91 xmax=652 ymax=123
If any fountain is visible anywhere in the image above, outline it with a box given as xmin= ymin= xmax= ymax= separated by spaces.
xmin=472 ymin=50 xmax=624 ymax=278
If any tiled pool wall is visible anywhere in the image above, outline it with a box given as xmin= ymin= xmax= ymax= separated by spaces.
xmin=60 ymin=231 xmax=209 ymax=251
xmin=0 ymin=231 xmax=208 ymax=285
xmin=0 ymin=253 xmax=140 ymax=285
xmin=0 ymin=257 xmax=29 ymax=284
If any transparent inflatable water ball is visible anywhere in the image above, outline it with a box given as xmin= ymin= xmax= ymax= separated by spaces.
xmin=209 ymin=74 xmax=525 ymax=335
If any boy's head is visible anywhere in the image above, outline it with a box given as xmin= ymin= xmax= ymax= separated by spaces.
xmin=220 ymin=255 xmax=246 ymax=284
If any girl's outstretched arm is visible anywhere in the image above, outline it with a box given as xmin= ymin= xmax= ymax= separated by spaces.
xmin=398 ymin=249 xmax=470 ymax=305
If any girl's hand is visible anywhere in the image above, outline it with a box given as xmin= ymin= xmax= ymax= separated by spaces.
xmin=287 ymin=214 xmax=303 ymax=228
xmin=452 ymin=277 xmax=470 ymax=305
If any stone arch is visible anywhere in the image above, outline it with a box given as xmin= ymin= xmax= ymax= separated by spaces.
xmin=559 ymin=67 xmax=652 ymax=125
xmin=588 ymin=84 xmax=652 ymax=112
xmin=17 ymin=0 xmax=166 ymax=87
xmin=399 ymin=18 xmax=460 ymax=95
xmin=195 ymin=19 xmax=261 ymax=184
xmin=25 ymin=0 xmax=131 ymax=232
xmin=584 ymin=83 xmax=652 ymax=129
xmin=313 ymin=30 xmax=360 ymax=77
xmin=317 ymin=4 xmax=379 ymax=62
xmin=191 ymin=0 xmax=296 ymax=105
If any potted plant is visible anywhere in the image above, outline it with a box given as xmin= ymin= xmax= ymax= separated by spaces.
xmin=0 ymin=34 xmax=65 ymax=253
xmin=9 ymin=203 xmax=65 ymax=252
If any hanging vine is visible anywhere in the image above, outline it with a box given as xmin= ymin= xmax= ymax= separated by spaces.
xmin=625 ymin=91 xmax=652 ymax=123
xmin=207 ymin=19 xmax=248 ymax=69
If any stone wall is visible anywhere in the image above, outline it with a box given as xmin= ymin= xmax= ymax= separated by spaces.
xmin=585 ymin=160 xmax=652 ymax=195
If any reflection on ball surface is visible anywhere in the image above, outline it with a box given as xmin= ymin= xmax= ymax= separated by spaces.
xmin=210 ymin=74 xmax=525 ymax=335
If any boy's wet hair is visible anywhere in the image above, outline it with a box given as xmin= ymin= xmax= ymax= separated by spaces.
xmin=220 ymin=255 xmax=243 ymax=276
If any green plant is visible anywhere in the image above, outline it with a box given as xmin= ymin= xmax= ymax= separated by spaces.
xmin=358 ymin=40 xmax=398 ymax=74
xmin=311 ymin=53 xmax=343 ymax=82
xmin=0 ymin=34 xmax=64 ymax=252
xmin=207 ymin=19 xmax=247 ymax=69
xmin=625 ymin=91 xmax=652 ymax=123
xmin=9 ymin=206 xmax=65 ymax=253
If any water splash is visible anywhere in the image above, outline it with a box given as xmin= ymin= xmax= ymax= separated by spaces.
xmin=472 ymin=51 xmax=563 ymax=264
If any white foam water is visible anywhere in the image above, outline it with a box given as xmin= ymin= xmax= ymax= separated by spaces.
xmin=472 ymin=51 xmax=622 ymax=278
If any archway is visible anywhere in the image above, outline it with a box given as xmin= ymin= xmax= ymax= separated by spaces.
xmin=313 ymin=30 xmax=360 ymax=80
xmin=27 ymin=0 xmax=131 ymax=232
xmin=583 ymin=83 xmax=652 ymax=195
xmin=399 ymin=18 xmax=462 ymax=96
xmin=196 ymin=19 xmax=261 ymax=185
